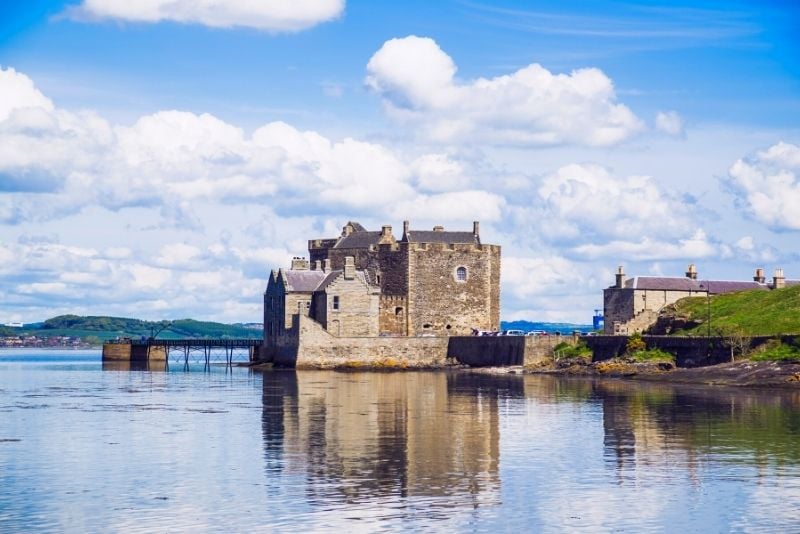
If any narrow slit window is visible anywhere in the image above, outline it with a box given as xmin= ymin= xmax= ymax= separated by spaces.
xmin=333 ymin=296 xmax=340 ymax=310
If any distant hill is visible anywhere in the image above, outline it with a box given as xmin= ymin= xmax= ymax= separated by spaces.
xmin=662 ymin=285 xmax=800 ymax=336
xmin=6 ymin=315 xmax=262 ymax=342
xmin=500 ymin=320 xmax=594 ymax=334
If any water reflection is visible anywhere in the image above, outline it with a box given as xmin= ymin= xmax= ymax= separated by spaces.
xmin=261 ymin=371 xmax=504 ymax=512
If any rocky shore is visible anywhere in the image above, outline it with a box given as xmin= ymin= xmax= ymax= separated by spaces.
xmin=473 ymin=358 xmax=800 ymax=388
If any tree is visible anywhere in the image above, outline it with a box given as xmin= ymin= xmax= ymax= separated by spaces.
xmin=715 ymin=325 xmax=751 ymax=362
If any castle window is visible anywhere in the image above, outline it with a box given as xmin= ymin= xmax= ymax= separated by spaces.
xmin=423 ymin=323 xmax=432 ymax=329
xmin=333 ymin=296 xmax=340 ymax=310
xmin=395 ymin=306 xmax=403 ymax=316
xmin=456 ymin=266 xmax=467 ymax=282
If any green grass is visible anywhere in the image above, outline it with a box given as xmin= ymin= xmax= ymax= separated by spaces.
xmin=630 ymin=348 xmax=675 ymax=363
xmin=668 ymin=285 xmax=800 ymax=336
xmin=553 ymin=341 xmax=592 ymax=359
xmin=751 ymin=339 xmax=800 ymax=362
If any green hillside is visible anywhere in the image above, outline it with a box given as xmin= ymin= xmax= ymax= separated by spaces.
xmin=10 ymin=315 xmax=262 ymax=341
xmin=666 ymin=285 xmax=800 ymax=336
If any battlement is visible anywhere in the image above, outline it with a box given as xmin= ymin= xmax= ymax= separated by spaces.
xmin=405 ymin=242 xmax=499 ymax=253
xmin=309 ymin=238 xmax=339 ymax=250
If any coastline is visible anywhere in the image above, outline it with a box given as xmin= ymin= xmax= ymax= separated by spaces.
xmin=470 ymin=359 xmax=800 ymax=389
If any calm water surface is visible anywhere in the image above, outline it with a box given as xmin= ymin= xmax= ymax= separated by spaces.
xmin=2 ymin=350 xmax=800 ymax=532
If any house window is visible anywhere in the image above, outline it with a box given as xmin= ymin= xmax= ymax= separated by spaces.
xmin=456 ymin=266 xmax=467 ymax=282
xmin=333 ymin=296 xmax=340 ymax=310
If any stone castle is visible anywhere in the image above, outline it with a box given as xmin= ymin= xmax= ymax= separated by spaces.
xmin=263 ymin=221 xmax=501 ymax=349
xmin=604 ymin=264 xmax=798 ymax=334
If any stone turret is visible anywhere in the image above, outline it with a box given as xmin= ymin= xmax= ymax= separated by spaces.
xmin=615 ymin=266 xmax=625 ymax=289
xmin=773 ymin=268 xmax=786 ymax=289
xmin=685 ymin=264 xmax=698 ymax=280
xmin=754 ymin=267 xmax=766 ymax=284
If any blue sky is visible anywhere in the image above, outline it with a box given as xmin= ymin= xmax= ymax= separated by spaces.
xmin=1 ymin=0 xmax=799 ymax=323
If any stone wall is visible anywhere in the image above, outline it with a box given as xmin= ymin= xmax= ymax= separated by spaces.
xmin=272 ymin=314 xmax=451 ymax=369
xmin=584 ymin=334 xmax=792 ymax=367
xmin=603 ymin=287 xmax=706 ymax=334
xmin=102 ymin=343 xmax=167 ymax=361
xmin=448 ymin=335 xmax=576 ymax=367
xmin=313 ymin=273 xmax=380 ymax=337
xmin=379 ymin=295 xmax=408 ymax=336
xmin=406 ymin=243 xmax=500 ymax=337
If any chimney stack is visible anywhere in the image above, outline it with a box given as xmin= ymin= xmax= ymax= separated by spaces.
xmin=290 ymin=257 xmax=309 ymax=270
xmin=473 ymin=221 xmax=480 ymax=237
xmin=342 ymin=223 xmax=354 ymax=237
xmin=773 ymin=268 xmax=786 ymax=289
xmin=403 ymin=220 xmax=409 ymax=239
xmin=323 ymin=258 xmax=331 ymax=273
xmin=313 ymin=260 xmax=321 ymax=271
xmin=433 ymin=225 xmax=444 ymax=232
xmin=344 ymin=256 xmax=355 ymax=280
xmin=754 ymin=267 xmax=766 ymax=284
xmin=379 ymin=225 xmax=394 ymax=245
xmin=685 ymin=264 xmax=698 ymax=280
xmin=616 ymin=266 xmax=625 ymax=289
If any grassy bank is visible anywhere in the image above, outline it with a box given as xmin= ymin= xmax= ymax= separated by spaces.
xmin=667 ymin=285 xmax=800 ymax=336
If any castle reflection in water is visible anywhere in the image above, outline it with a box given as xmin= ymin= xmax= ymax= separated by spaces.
xmin=260 ymin=371 xmax=526 ymax=507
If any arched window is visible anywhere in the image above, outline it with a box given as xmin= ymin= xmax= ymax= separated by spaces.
xmin=456 ymin=266 xmax=467 ymax=282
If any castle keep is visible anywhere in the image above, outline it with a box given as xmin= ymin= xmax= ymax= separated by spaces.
xmin=264 ymin=220 xmax=501 ymax=346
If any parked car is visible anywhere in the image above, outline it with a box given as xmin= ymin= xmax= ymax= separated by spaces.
xmin=526 ymin=330 xmax=547 ymax=336
xmin=502 ymin=329 xmax=526 ymax=336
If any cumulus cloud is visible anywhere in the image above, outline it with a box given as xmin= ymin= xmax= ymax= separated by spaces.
xmin=365 ymin=36 xmax=644 ymax=146
xmin=572 ymin=229 xmax=718 ymax=261
xmin=65 ymin=0 xmax=345 ymax=32
xmin=391 ymin=190 xmax=506 ymax=222
xmin=655 ymin=110 xmax=684 ymax=137
xmin=725 ymin=141 xmax=800 ymax=231
xmin=534 ymin=163 xmax=693 ymax=244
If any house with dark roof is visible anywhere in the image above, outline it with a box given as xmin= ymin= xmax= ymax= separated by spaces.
xmin=264 ymin=220 xmax=500 ymax=345
xmin=603 ymin=264 xmax=797 ymax=334
xmin=264 ymin=255 xmax=380 ymax=340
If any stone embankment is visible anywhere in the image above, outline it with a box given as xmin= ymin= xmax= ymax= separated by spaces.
xmin=259 ymin=314 xmax=571 ymax=369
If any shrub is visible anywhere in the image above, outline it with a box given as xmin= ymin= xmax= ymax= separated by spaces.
xmin=626 ymin=332 xmax=646 ymax=354
xmin=553 ymin=341 xmax=592 ymax=360
xmin=629 ymin=348 xmax=675 ymax=363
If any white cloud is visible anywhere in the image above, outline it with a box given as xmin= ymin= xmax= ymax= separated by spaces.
xmin=655 ymin=110 xmax=684 ymax=137
xmin=411 ymin=154 xmax=468 ymax=192
xmin=66 ymin=0 xmax=345 ymax=32
xmin=535 ymin=163 xmax=692 ymax=243
xmin=572 ymin=229 xmax=718 ymax=261
xmin=365 ymin=36 xmax=644 ymax=146
xmin=392 ymin=190 xmax=505 ymax=222
xmin=725 ymin=141 xmax=800 ymax=231
xmin=0 ymin=67 xmax=53 ymax=121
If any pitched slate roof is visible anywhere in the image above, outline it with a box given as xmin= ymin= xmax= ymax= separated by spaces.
xmin=404 ymin=230 xmax=478 ymax=244
xmin=625 ymin=276 xmax=767 ymax=294
xmin=334 ymin=231 xmax=382 ymax=249
xmin=282 ymin=270 xmax=328 ymax=292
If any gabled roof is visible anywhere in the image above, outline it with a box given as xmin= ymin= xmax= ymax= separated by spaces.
xmin=404 ymin=230 xmax=478 ymax=244
xmin=624 ymin=276 xmax=767 ymax=294
xmin=282 ymin=270 xmax=328 ymax=292
xmin=316 ymin=270 xmax=371 ymax=291
xmin=334 ymin=231 xmax=382 ymax=249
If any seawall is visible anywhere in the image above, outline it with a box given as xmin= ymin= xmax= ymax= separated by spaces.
xmin=101 ymin=342 xmax=167 ymax=361
xmin=584 ymin=335 xmax=798 ymax=367
xmin=261 ymin=315 xmax=571 ymax=368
